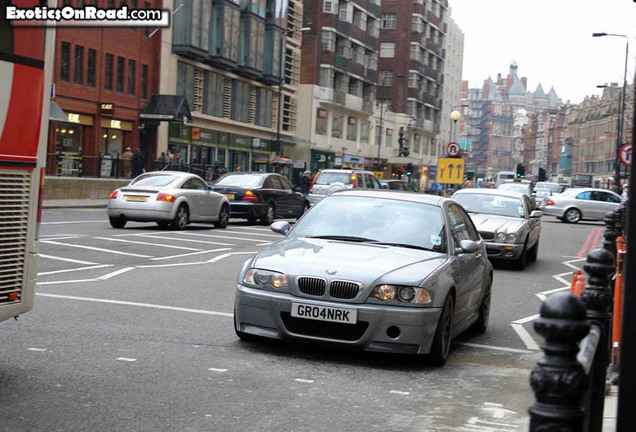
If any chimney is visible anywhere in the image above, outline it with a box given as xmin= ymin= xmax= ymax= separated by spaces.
xmin=521 ymin=77 xmax=528 ymax=89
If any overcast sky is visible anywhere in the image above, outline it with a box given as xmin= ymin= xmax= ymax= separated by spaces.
xmin=449 ymin=0 xmax=636 ymax=104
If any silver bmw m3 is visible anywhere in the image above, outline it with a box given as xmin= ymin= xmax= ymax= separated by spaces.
xmin=233 ymin=190 xmax=493 ymax=366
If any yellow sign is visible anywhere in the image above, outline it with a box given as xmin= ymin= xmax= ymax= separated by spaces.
xmin=436 ymin=158 xmax=466 ymax=184
xmin=68 ymin=113 xmax=80 ymax=123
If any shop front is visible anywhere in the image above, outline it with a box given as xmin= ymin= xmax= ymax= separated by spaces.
xmin=342 ymin=154 xmax=365 ymax=170
xmin=99 ymin=118 xmax=135 ymax=178
xmin=311 ymin=149 xmax=335 ymax=172
xmin=49 ymin=111 xmax=94 ymax=176
xmin=251 ymin=137 xmax=272 ymax=173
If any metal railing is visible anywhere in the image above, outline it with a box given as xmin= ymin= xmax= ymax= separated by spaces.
xmin=528 ymin=200 xmax=629 ymax=431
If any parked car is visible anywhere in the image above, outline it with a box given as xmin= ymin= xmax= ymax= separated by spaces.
xmin=380 ymin=179 xmax=418 ymax=192
xmin=541 ymin=187 xmax=621 ymax=223
xmin=107 ymin=171 xmax=230 ymax=230
xmin=233 ymin=189 xmax=493 ymax=366
xmin=209 ymin=172 xmax=310 ymax=224
xmin=497 ymin=180 xmax=537 ymax=208
xmin=534 ymin=188 xmax=553 ymax=207
xmin=308 ymin=169 xmax=382 ymax=205
xmin=452 ymin=189 xmax=542 ymax=270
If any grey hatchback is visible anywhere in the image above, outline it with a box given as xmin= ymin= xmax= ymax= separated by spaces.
xmin=233 ymin=190 xmax=493 ymax=366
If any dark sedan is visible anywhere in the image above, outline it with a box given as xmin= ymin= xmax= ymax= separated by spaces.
xmin=209 ymin=172 xmax=310 ymax=224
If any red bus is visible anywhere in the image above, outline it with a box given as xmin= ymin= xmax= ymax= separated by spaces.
xmin=0 ymin=0 xmax=54 ymax=323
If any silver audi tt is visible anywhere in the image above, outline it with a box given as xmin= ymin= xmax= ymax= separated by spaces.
xmin=233 ymin=190 xmax=493 ymax=366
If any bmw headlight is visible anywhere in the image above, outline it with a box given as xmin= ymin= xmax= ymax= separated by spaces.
xmin=370 ymin=285 xmax=432 ymax=305
xmin=507 ymin=233 xmax=518 ymax=243
xmin=243 ymin=269 xmax=289 ymax=290
xmin=496 ymin=232 xmax=507 ymax=242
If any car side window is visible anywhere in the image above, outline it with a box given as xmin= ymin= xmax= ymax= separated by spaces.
xmin=576 ymin=191 xmax=592 ymax=200
xmin=263 ymin=176 xmax=275 ymax=189
xmin=366 ymin=174 xmax=382 ymax=189
xmin=356 ymin=173 xmax=364 ymax=188
xmin=267 ymin=176 xmax=283 ymax=189
xmin=599 ymin=192 xmax=620 ymax=203
xmin=191 ymin=178 xmax=208 ymax=191
xmin=447 ymin=205 xmax=471 ymax=244
xmin=279 ymin=176 xmax=293 ymax=190
xmin=455 ymin=206 xmax=480 ymax=242
xmin=181 ymin=179 xmax=197 ymax=190
xmin=523 ymin=196 xmax=533 ymax=216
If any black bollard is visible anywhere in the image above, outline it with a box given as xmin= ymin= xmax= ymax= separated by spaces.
xmin=529 ymin=292 xmax=590 ymax=431
xmin=580 ymin=248 xmax=615 ymax=432
xmin=603 ymin=210 xmax=618 ymax=257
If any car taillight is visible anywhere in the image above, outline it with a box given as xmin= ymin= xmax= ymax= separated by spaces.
xmin=157 ymin=193 xmax=176 ymax=202
xmin=545 ymin=198 xmax=555 ymax=206
xmin=109 ymin=191 xmax=118 ymax=199
xmin=242 ymin=190 xmax=259 ymax=202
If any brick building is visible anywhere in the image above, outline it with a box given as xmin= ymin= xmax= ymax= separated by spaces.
xmin=48 ymin=0 xmax=161 ymax=178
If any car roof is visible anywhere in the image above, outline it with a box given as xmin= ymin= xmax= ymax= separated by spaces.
xmin=453 ymin=188 xmax=526 ymax=199
xmin=143 ymin=171 xmax=194 ymax=177
xmin=318 ymin=169 xmax=374 ymax=174
xmin=219 ymin=172 xmax=273 ymax=177
xmin=330 ymin=189 xmax=445 ymax=206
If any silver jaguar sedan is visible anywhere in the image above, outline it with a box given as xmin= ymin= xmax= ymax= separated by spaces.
xmin=107 ymin=171 xmax=230 ymax=229
xmin=233 ymin=190 xmax=493 ymax=366
xmin=452 ymin=189 xmax=541 ymax=270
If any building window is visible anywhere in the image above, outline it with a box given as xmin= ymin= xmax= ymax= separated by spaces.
xmin=210 ymin=1 xmax=241 ymax=64
xmin=332 ymin=111 xmax=344 ymax=138
xmin=319 ymin=67 xmax=334 ymax=88
xmin=321 ymin=30 xmax=335 ymax=51
xmin=379 ymin=71 xmax=393 ymax=86
xmin=73 ymin=45 xmax=84 ymax=84
xmin=410 ymin=43 xmax=420 ymax=61
xmin=60 ymin=42 xmax=70 ymax=82
xmin=354 ymin=11 xmax=366 ymax=31
xmin=231 ymin=80 xmax=250 ymax=123
xmin=104 ymin=53 xmax=113 ymax=90
xmin=381 ymin=13 xmax=396 ymax=29
xmin=127 ymin=60 xmax=136 ymax=94
xmin=176 ymin=61 xmax=195 ymax=110
xmin=255 ymin=87 xmax=272 ymax=127
xmin=408 ymin=72 xmax=418 ymax=88
xmin=316 ymin=108 xmax=328 ymax=135
xmin=346 ymin=117 xmax=357 ymax=141
xmin=323 ymin=0 xmax=336 ymax=13
xmin=239 ymin=14 xmax=265 ymax=72
xmin=349 ymin=79 xmax=362 ymax=97
xmin=86 ymin=49 xmax=96 ymax=87
xmin=338 ymin=2 xmax=351 ymax=22
xmin=116 ymin=56 xmax=125 ymax=92
xmin=141 ymin=64 xmax=148 ymax=99
xmin=379 ymin=42 xmax=395 ymax=58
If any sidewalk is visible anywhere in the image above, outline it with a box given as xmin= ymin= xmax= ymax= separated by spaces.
xmin=43 ymin=199 xmax=109 ymax=209
xmin=604 ymin=385 xmax=618 ymax=431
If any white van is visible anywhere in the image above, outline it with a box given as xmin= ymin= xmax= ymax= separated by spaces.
xmin=495 ymin=171 xmax=516 ymax=188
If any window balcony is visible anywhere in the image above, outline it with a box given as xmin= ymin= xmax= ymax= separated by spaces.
xmin=334 ymin=55 xmax=349 ymax=71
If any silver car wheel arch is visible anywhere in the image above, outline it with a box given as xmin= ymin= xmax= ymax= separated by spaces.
xmin=564 ymin=207 xmax=581 ymax=223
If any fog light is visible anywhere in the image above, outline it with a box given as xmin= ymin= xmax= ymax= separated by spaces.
xmin=386 ymin=326 xmax=400 ymax=339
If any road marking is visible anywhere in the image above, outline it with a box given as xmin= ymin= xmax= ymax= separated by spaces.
xmin=149 ymin=248 xmax=232 ymax=262
xmin=257 ymin=242 xmax=272 ymax=246
xmin=207 ymin=251 xmax=257 ymax=263
xmin=39 ymin=254 xmax=99 ymax=265
xmin=112 ymin=231 xmax=168 ymax=237
xmin=389 ymin=390 xmax=410 ymax=396
xmin=40 ymin=240 xmax=153 ymax=258
xmin=97 ymin=267 xmax=135 ymax=280
xmin=40 ymin=234 xmax=85 ymax=237
xmin=37 ymin=293 xmax=234 ymax=317
xmin=294 ymin=378 xmax=314 ymax=383
xmin=129 ymin=234 xmax=234 ymax=246
xmin=38 ymin=264 xmax=113 ymax=276
xmin=95 ymin=237 xmax=203 ymax=251
xmin=28 ymin=348 xmax=47 ymax=352
xmin=208 ymin=368 xmax=228 ymax=373
xmin=179 ymin=232 xmax=274 ymax=243
xmin=117 ymin=357 xmax=137 ymax=362
xmin=578 ymin=227 xmax=603 ymax=257
xmin=511 ymin=323 xmax=540 ymax=351
xmin=482 ymin=407 xmax=517 ymax=419
xmin=511 ymin=314 xmax=540 ymax=325
xmin=38 ymin=236 xmax=83 ymax=241
xmin=454 ymin=342 xmax=533 ymax=354
xmin=41 ymin=220 xmax=107 ymax=225
xmin=37 ymin=278 xmax=98 ymax=286
xmin=234 ymin=226 xmax=272 ymax=233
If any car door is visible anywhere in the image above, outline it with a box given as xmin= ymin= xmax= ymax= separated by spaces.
xmin=279 ymin=175 xmax=305 ymax=216
xmin=365 ymin=174 xmax=383 ymax=190
xmin=447 ymin=204 xmax=480 ymax=329
xmin=356 ymin=173 xmax=365 ymax=189
xmin=264 ymin=175 xmax=288 ymax=216
xmin=190 ymin=177 xmax=218 ymax=221
xmin=597 ymin=191 xmax=621 ymax=216
xmin=180 ymin=178 xmax=205 ymax=220
xmin=573 ymin=190 xmax=599 ymax=219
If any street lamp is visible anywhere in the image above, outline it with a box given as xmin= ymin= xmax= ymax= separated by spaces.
xmin=450 ymin=110 xmax=461 ymax=144
xmin=592 ymin=32 xmax=629 ymax=187
xmin=376 ymin=73 xmax=407 ymax=173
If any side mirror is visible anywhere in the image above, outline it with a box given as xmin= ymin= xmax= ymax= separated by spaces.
xmin=270 ymin=220 xmax=291 ymax=235
xmin=530 ymin=210 xmax=542 ymax=218
xmin=456 ymin=239 xmax=480 ymax=255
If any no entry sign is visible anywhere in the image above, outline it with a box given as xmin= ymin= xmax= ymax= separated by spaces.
xmin=620 ymin=143 xmax=632 ymax=167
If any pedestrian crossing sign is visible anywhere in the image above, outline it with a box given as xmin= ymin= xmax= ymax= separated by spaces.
xmin=436 ymin=158 xmax=466 ymax=184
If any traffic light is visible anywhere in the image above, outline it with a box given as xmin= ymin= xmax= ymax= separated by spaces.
xmin=406 ymin=163 xmax=413 ymax=176
xmin=516 ymin=163 xmax=525 ymax=179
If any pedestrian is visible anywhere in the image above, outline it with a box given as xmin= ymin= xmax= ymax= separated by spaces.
xmin=300 ymin=171 xmax=312 ymax=197
xmin=622 ymin=183 xmax=629 ymax=202
xmin=476 ymin=179 xmax=486 ymax=188
xmin=131 ymin=148 xmax=144 ymax=178
xmin=234 ymin=164 xmax=242 ymax=172
xmin=609 ymin=179 xmax=621 ymax=194
xmin=122 ymin=146 xmax=133 ymax=178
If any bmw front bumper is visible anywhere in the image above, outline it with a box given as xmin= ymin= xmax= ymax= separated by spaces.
xmin=234 ymin=284 xmax=443 ymax=355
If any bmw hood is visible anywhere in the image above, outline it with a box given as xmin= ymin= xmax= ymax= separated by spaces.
xmin=250 ymin=237 xmax=447 ymax=288
xmin=470 ymin=213 xmax=525 ymax=234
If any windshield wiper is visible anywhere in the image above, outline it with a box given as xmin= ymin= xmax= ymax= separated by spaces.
xmin=367 ymin=242 xmax=437 ymax=252
xmin=308 ymin=235 xmax=378 ymax=243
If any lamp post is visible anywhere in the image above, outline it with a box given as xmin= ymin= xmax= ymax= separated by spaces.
xmin=450 ymin=110 xmax=461 ymax=144
xmin=376 ymin=73 xmax=406 ymax=173
xmin=593 ymin=32 xmax=629 ymax=187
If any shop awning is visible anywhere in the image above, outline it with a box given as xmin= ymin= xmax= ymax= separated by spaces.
xmin=49 ymin=100 xmax=67 ymax=122
xmin=140 ymin=95 xmax=192 ymax=123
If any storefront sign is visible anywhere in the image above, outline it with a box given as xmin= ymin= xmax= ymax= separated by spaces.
xmin=65 ymin=112 xmax=94 ymax=125
xmin=293 ymin=160 xmax=305 ymax=169
xmin=101 ymin=118 xmax=133 ymax=131
xmin=252 ymin=138 xmax=261 ymax=149
xmin=191 ymin=127 xmax=200 ymax=140
xmin=344 ymin=155 xmax=365 ymax=164
xmin=229 ymin=134 xmax=252 ymax=149
xmin=100 ymin=103 xmax=115 ymax=117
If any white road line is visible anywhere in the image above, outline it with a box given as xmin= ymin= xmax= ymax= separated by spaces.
xmin=294 ymin=379 xmax=314 ymax=383
xmin=38 ymin=236 xmax=83 ymax=241
xmin=208 ymin=368 xmax=228 ymax=372
xmin=40 ymin=240 xmax=153 ymax=258
xmin=112 ymin=231 xmax=168 ymax=237
xmin=28 ymin=348 xmax=47 ymax=352
xmin=117 ymin=357 xmax=137 ymax=362
xmin=454 ymin=342 xmax=533 ymax=354
xmin=257 ymin=242 xmax=272 ymax=246
xmin=37 ymin=278 xmax=98 ymax=286
xmin=38 ymin=264 xmax=113 ymax=276
xmin=233 ymin=226 xmax=272 ymax=233
xmin=137 ymin=261 xmax=211 ymax=269
xmin=207 ymin=251 xmax=257 ymax=263
xmin=179 ymin=232 xmax=274 ymax=243
xmin=95 ymin=237 xmax=203 ymax=251
xmin=39 ymin=254 xmax=99 ymax=265
xmin=149 ymin=248 xmax=232 ymax=262
xmin=389 ymin=390 xmax=410 ymax=396
xmin=41 ymin=220 xmax=107 ymax=225
xmin=511 ymin=324 xmax=540 ymax=351
xmin=97 ymin=267 xmax=135 ymax=280
xmin=129 ymin=234 xmax=234 ymax=246
xmin=40 ymin=234 xmax=85 ymax=237
xmin=37 ymin=293 xmax=234 ymax=317
xmin=511 ymin=314 xmax=540 ymax=325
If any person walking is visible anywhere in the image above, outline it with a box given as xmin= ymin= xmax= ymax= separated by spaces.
xmin=609 ymin=179 xmax=621 ymax=194
xmin=131 ymin=148 xmax=144 ymax=178
xmin=122 ymin=147 xmax=133 ymax=178
xmin=300 ymin=171 xmax=312 ymax=197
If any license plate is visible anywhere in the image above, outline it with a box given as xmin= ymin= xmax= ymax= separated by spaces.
xmin=223 ymin=193 xmax=235 ymax=200
xmin=291 ymin=303 xmax=357 ymax=325
xmin=125 ymin=195 xmax=148 ymax=202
